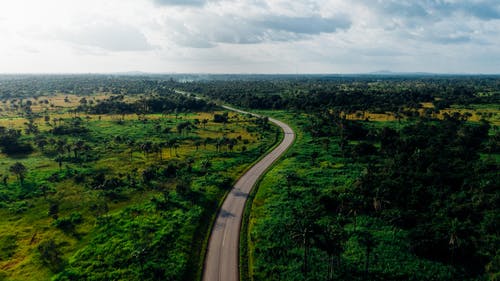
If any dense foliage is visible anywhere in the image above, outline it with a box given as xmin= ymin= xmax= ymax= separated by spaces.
xmin=248 ymin=111 xmax=498 ymax=281
xmin=0 ymin=74 xmax=173 ymax=98
xmin=177 ymin=76 xmax=500 ymax=112
xmin=230 ymin=76 xmax=499 ymax=281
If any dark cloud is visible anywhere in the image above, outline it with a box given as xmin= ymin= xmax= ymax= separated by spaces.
xmin=461 ymin=1 xmax=500 ymax=20
xmin=427 ymin=34 xmax=472 ymax=45
xmin=420 ymin=1 xmax=500 ymax=20
xmin=257 ymin=15 xmax=351 ymax=35
xmin=354 ymin=0 xmax=499 ymax=46
xmin=378 ymin=2 xmax=430 ymax=18
xmin=360 ymin=0 xmax=500 ymax=21
xmin=170 ymin=14 xmax=351 ymax=48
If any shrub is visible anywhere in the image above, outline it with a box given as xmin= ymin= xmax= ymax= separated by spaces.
xmin=37 ymin=239 xmax=64 ymax=272
xmin=53 ymin=212 xmax=83 ymax=233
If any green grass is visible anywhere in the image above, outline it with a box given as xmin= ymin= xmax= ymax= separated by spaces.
xmin=0 ymin=108 xmax=276 ymax=280
xmin=245 ymin=110 xmax=365 ymax=280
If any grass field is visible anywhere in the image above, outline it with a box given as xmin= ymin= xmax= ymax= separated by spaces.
xmin=342 ymin=103 xmax=500 ymax=125
xmin=0 ymin=94 xmax=276 ymax=280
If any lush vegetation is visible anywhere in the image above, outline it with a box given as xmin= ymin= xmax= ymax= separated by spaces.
xmin=236 ymin=76 xmax=499 ymax=281
xmin=177 ymin=76 xmax=500 ymax=112
xmin=0 ymin=77 xmax=277 ymax=281
xmin=247 ymin=111 xmax=498 ymax=281
xmin=1 ymin=74 xmax=499 ymax=281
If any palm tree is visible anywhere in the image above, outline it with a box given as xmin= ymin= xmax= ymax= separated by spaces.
xmin=316 ymin=219 xmax=347 ymax=280
xmin=126 ymin=139 xmax=135 ymax=163
xmin=140 ymin=141 xmax=153 ymax=159
xmin=40 ymin=185 xmax=49 ymax=200
xmin=55 ymin=154 xmax=63 ymax=170
xmin=55 ymin=139 xmax=66 ymax=155
xmin=173 ymin=142 xmax=180 ymax=157
xmin=288 ymin=200 xmax=321 ymax=279
xmin=203 ymin=137 xmax=212 ymax=149
xmin=227 ymin=138 xmax=237 ymax=152
xmin=9 ymin=162 xmax=27 ymax=185
xmin=72 ymin=140 xmax=85 ymax=159
xmin=166 ymin=138 xmax=178 ymax=157
xmin=200 ymin=159 xmax=212 ymax=173
xmin=194 ymin=140 xmax=202 ymax=151
xmin=356 ymin=230 xmax=376 ymax=280
xmin=152 ymin=143 xmax=162 ymax=160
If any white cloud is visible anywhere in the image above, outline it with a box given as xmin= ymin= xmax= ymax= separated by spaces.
xmin=56 ymin=21 xmax=154 ymax=52
xmin=0 ymin=0 xmax=498 ymax=73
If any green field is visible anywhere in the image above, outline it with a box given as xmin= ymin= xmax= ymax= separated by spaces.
xmin=0 ymin=93 xmax=277 ymax=280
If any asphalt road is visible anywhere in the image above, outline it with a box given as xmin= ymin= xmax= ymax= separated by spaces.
xmin=202 ymin=106 xmax=295 ymax=281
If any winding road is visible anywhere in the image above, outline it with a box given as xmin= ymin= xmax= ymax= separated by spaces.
xmin=202 ymin=106 xmax=295 ymax=281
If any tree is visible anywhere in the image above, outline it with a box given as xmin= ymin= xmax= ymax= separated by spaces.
xmin=203 ymin=137 xmax=212 ymax=149
xmin=288 ymin=198 xmax=322 ymax=279
xmin=200 ymin=159 xmax=212 ymax=173
xmin=35 ymin=136 xmax=48 ymax=150
xmin=316 ymin=217 xmax=348 ymax=280
xmin=40 ymin=185 xmax=49 ymax=200
xmin=201 ymin=118 xmax=208 ymax=128
xmin=24 ymin=118 xmax=39 ymax=135
xmin=175 ymin=175 xmax=192 ymax=196
xmin=194 ymin=140 xmax=202 ymax=151
xmin=140 ymin=141 xmax=153 ymax=159
xmin=55 ymin=155 xmax=63 ymax=170
xmin=356 ymin=229 xmax=376 ymax=280
xmin=176 ymin=121 xmax=191 ymax=135
xmin=165 ymin=138 xmax=178 ymax=157
xmin=126 ymin=139 xmax=135 ymax=162
xmin=37 ymin=239 xmax=64 ymax=272
xmin=152 ymin=143 xmax=162 ymax=160
xmin=72 ymin=140 xmax=86 ymax=160
xmin=213 ymin=112 xmax=228 ymax=123
xmin=9 ymin=162 xmax=27 ymax=185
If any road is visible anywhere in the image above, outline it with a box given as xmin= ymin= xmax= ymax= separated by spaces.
xmin=202 ymin=106 xmax=295 ymax=281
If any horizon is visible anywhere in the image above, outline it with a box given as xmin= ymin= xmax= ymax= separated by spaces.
xmin=1 ymin=71 xmax=500 ymax=76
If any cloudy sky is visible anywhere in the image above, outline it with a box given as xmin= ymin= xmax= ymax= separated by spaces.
xmin=0 ymin=0 xmax=499 ymax=74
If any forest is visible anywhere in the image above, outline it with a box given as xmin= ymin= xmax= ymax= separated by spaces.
xmin=0 ymin=74 xmax=498 ymax=281
xmin=175 ymin=75 xmax=499 ymax=280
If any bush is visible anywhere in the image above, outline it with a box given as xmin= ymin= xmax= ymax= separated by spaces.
xmin=37 ymin=239 xmax=64 ymax=272
xmin=213 ymin=112 xmax=228 ymax=123
xmin=53 ymin=212 xmax=83 ymax=233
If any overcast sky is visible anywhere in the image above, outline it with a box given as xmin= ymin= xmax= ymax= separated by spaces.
xmin=0 ymin=0 xmax=499 ymax=74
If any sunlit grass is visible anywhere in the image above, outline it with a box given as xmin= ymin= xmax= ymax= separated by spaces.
xmin=0 ymin=102 xmax=275 ymax=280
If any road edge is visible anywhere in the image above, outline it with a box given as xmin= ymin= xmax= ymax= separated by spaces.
xmin=201 ymin=105 xmax=295 ymax=281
